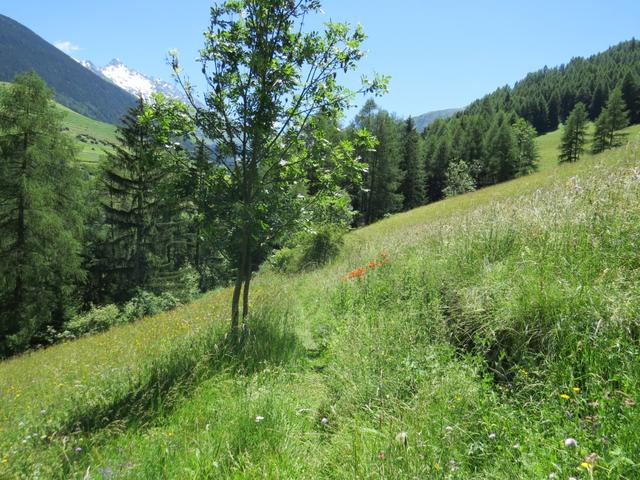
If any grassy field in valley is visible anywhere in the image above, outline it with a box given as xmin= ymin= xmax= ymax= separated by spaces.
xmin=1 ymin=125 xmax=640 ymax=478
xmin=1 ymin=81 xmax=117 ymax=167
xmin=56 ymin=103 xmax=117 ymax=166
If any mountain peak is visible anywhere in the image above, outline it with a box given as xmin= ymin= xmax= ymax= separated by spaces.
xmin=76 ymin=58 xmax=188 ymax=104
xmin=107 ymin=58 xmax=124 ymax=67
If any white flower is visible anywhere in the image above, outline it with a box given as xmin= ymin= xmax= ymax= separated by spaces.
xmin=512 ymin=443 xmax=520 ymax=449
xmin=255 ymin=415 xmax=265 ymax=423
xmin=445 ymin=425 xmax=454 ymax=433
xmin=564 ymin=437 xmax=578 ymax=448
xmin=488 ymin=433 xmax=496 ymax=440
xmin=320 ymin=417 xmax=329 ymax=425
xmin=395 ymin=431 xmax=408 ymax=445
xmin=548 ymin=473 xmax=558 ymax=480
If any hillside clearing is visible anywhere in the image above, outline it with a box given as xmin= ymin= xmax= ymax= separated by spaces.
xmin=2 ymin=126 xmax=640 ymax=478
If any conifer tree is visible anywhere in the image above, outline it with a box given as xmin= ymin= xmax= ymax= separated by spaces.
xmin=592 ymin=88 xmax=629 ymax=154
xmin=353 ymin=100 xmax=403 ymax=224
xmin=606 ymin=88 xmax=630 ymax=143
xmin=620 ymin=72 xmax=640 ymax=124
xmin=589 ymin=83 xmax=608 ymax=120
xmin=559 ymin=102 xmax=588 ymax=162
xmin=0 ymin=72 xmax=85 ymax=355
xmin=592 ymin=109 xmax=610 ymax=154
xmin=100 ymin=97 xmax=186 ymax=299
xmin=483 ymin=113 xmax=516 ymax=183
xmin=399 ymin=117 xmax=425 ymax=210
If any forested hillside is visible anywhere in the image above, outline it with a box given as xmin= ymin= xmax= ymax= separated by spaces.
xmin=0 ymin=14 xmax=136 ymax=123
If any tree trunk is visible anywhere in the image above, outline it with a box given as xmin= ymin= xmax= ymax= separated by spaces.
xmin=230 ymin=228 xmax=249 ymax=333
xmin=241 ymin=252 xmax=252 ymax=321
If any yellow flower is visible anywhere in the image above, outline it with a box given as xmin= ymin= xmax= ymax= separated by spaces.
xmin=560 ymin=394 xmax=570 ymax=400
xmin=434 ymin=463 xmax=441 ymax=471
xmin=580 ymin=462 xmax=592 ymax=470
xmin=1 ymin=458 xmax=7 ymax=464
xmin=572 ymin=387 xmax=581 ymax=394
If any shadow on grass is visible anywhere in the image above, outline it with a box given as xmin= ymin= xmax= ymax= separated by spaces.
xmin=60 ymin=307 xmax=304 ymax=435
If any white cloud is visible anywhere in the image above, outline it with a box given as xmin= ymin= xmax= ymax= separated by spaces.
xmin=54 ymin=41 xmax=81 ymax=54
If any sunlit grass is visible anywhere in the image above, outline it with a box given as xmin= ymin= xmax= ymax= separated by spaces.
xmin=2 ymin=124 xmax=640 ymax=478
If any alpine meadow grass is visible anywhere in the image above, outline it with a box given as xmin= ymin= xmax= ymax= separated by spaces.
xmin=2 ymin=125 xmax=640 ymax=478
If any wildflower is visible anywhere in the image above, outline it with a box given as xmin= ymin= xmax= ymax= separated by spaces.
xmin=445 ymin=426 xmax=454 ymax=433
xmin=548 ymin=473 xmax=558 ymax=480
xmin=560 ymin=393 xmax=570 ymax=400
xmin=1 ymin=458 xmax=7 ymax=464
xmin=583 ymin=452 xmax=598 ymax=466
xmin=569 ymin=477 xmax=578 ymax=480
xmin=512 ymin=443 xmax=520 ymax=449
xmin=434 ymin=463 xmax=441 ymax=471
xmin=320 ymin=417 xmax=329 ymax=425
xmin=572 ymin=387 xmax=581 ymax=394
xmin=580 ymin=462 xmax=591 ymax=470
xmin=255 ymin=415 xmax=265 ymax=423
xmin=488 ymin=433 xmax=496 ymax=440
xmin=564 ymin=437 xmax=578 ymax=448
xmin=378 ymin=450 xmax=385 ymax=460
xmin=368 ymin=260 xmax=377 ymax=268
xmin=395 ymin=431 xmax=408 ymax=446
xmin=75 ymin=447 xmax=82 ymax=453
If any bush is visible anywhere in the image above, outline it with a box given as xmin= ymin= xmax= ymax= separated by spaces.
xmin=270 ymin=224 xmax=345 ymax=273
xmin=122 ymin=290 xmax=179 ymax=322
xmin=62 ymin=304 xmax=121 ymax=338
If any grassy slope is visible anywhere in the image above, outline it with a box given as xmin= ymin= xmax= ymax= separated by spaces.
xmin=56 ymin=103 xmax=117 ymax=166
xmin=1 ymin=81 xmax=116 ymax=166
xmin=2 ymin=125 xmax=640 ymax=478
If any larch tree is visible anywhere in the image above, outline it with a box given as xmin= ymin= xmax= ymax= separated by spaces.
xmin=0 ymin=72 xmax=85 ymax=355
xmin=559 ymin=102 xmax=588 ymax=163
xmin=170 ymin=0 xmax=386 ymax=332
xmin=399 ymin=116 xmax=425 ymax=210
xmin=593 ymin=88 xmax=629 ymax=153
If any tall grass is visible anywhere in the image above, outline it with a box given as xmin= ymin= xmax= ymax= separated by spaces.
xmin=2 ymin=127 xmax=640 ymax=478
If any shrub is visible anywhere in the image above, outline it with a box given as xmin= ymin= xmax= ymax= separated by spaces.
xmin=122 ymin=290 xmax=178 ymax=322
xmin=270 ymin=224 xmax=345 ymax=273
xmin=62 ymin=304 xmax=121 ymax=338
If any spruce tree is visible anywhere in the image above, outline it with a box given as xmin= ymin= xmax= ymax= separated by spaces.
xmin=353 ymin=100 xmax=404 ymax=224
xmin=0 ymin=72 xmax=85 ymax=355
xmin=620 ymin=71 xmax=640 ymax=124
xmin=483 ymin=113 xmax=516 ymax=183
xmin=399 ymin=117 xmax=425 ymax=210
xmin=100 ymin=97 xmax=183 ymax=299
xmin=559 ymin=102 xmax=588 ymax=162
xmin=589 ymin=83 xmax=608 ymax=121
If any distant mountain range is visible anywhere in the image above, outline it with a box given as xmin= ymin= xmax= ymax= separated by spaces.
xmin=413 ymin=108 xmax=462 ymax=132
xmin=0 ymin=14 xmax=136 ymax=124
xmin=75 ymin=58 xmax=188 ymax=104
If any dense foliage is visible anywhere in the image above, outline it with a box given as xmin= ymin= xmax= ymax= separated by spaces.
xmin=0 ymin=73 xmax=85 ymax=356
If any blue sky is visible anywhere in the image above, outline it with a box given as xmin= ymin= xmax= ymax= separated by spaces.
xmin=3 ymin=1 xmax=639 ymax=117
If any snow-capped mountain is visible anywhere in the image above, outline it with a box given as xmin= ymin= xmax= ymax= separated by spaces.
xmin=75 ymin=58 xmax=188 ymax=103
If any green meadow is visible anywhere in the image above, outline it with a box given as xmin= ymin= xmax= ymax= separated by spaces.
xmin=2 ymin=124 xmax=640 ymax=478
